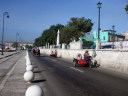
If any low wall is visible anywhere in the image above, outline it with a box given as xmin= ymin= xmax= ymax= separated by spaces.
xmin=40 ymin=49 xmax=128 ymax=74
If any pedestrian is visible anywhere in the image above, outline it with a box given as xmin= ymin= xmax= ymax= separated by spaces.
xmin=38 ymin=48 xmax=40 ymax=57
xmin=33 ymin=49 xmax=35 ymax=56
xmin=51 ymin=51 xmax=54 ymax=56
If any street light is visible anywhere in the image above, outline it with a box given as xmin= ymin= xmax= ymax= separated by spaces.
xmin=112 ymin=25 xmax=115 ymax=49
xmin=97 ymin=2 xmax=102 ymax=39
xmin=96 ymin=2 xmax=102 ymax=49
xmin=16 ymin=32 xmax=19 ymax=51
xmin=19 ymin=37 xmax=23 ymax=50
xmin=1 ymin=12 xmax=9 ymax=55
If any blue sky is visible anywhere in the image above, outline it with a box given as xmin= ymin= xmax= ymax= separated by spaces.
xmin=0 ymin=0 xmax=128 ymax=43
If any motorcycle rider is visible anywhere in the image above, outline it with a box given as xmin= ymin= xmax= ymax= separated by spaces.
xmin=84 ymin=51 xmax=89 ymax=61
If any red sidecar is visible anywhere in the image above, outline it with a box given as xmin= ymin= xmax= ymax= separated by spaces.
xmin=73 ymin=54 xmax=93 ymax=68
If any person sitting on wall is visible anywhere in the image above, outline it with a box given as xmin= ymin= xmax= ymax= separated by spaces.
xmin=51 ymin=51 xmax=54 ymax=56
xmin=84 ymin=51 xmax=89 ymax=61
xmin=55 ymin=50 xmax=57 ymax=57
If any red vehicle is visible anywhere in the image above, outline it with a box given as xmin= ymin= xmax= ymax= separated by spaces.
xmin=73 ymin=54 xmax=93 ymax=68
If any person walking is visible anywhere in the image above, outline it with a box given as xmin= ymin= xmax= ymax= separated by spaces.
xmin=38 ymin=48 xmax=40 ymax=57
xmin=33 ymin=49 xmax=35 ymax=56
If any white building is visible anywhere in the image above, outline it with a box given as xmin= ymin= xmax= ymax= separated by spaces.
xmin=123 ymin=31 xmax=128 ymax=41
xmin=5 ymin=42 xmax=33 ymax=50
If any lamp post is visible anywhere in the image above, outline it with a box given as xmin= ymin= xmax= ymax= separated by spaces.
xmin=1 ymin=12 xmax=9 ymax=55
xmin=112 ymin=25 xmax=115 ymax=49
xmin=96 ymin=2 xmax=102 ymax=49
xmin=16 ymin=32 xmax=19 ymax=51
xmin=19 ymin=37 xmax=23 ymax=50
xmin=97 ymin=2 xmax=102 ymax=39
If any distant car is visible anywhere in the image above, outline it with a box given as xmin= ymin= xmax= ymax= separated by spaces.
xmin=102 ymin=45 xmax=116 ymax=49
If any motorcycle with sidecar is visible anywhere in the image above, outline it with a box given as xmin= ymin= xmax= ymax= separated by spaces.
xmin=73 ymin=54 xmax=93 ymax=68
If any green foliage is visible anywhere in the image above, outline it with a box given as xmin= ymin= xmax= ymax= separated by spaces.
xmin=61 ymin=17 xmax=93 ymax=44
xmin=34 ymin=24 xmax=64 ymax=47
xmin=83 ymin=41 xmax=93 ymax=45
xmin=125 ymin=5 xmax=128 ymax=13
xmin=25 ymin=45 xmax=32 ymax=49
xmin=34 ymin=17 xmax=93 ymax=46
xmin=11 ymin=42 xmax=18 ymax=48
xmin=83 ymin=41 xmax=94 ymax=49
xmin=68 ymin=17 xmax=93 ymax=33
xmin=25 ymin=44 xmax=29 ymax=49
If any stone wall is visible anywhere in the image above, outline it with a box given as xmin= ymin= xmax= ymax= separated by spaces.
xmin=101 ymin=41 xmax=128 ymax=50
xmin=40 ymin=48 xmax=128 ymax=74
xmin=69 ymin=41 xmax=83 ymax=49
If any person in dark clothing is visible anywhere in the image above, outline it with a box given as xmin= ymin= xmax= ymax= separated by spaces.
xmin=33 ymin=49 xmax=35 ymax=56
xmin=38 ymin=48 xmax=40 ymax=56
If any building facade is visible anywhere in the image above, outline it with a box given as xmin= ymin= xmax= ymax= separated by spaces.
xmin=5 ymin=42 xmax=33 ymax=50
xmin=79 ymin=30 xmax=125 ymax=49
xmin=79 ymin=32 xmax=94 ymax=42
xmin=94 ymin=30 xmax=125 ymax=43
xmin=123 ymin=31 xmax=128 ymax=41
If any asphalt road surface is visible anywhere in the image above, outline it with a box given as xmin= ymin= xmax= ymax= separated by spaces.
xmin=29 ymin=52 xmax=128 ymax=96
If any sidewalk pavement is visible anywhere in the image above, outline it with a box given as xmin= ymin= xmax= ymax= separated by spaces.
xmin=0 ymin=51 xmax=19 ymax=59
xmin=0 ymin=51 xmax=47 ymax=96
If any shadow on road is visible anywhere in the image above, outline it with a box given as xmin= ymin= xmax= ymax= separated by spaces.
xmin=34 ymin=70 xmax=42 ymax=73
xmin=32 ymin=79 xmax=46 ymax=83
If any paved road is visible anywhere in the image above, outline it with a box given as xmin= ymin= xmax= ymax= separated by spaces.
xmin=29 ymin=52 xmax=128 ymax=96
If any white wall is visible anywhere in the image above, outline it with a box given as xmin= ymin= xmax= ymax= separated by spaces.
xmin=40 ymin=49 xmax=128 ymax=74
xmin=70 ymin=41 xmax=83 ymax=49
xmin=102 ymin=41 xmax=128 ymax=50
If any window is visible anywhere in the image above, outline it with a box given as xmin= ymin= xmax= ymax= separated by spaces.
xmin=82 ymin=39 xmax=85 ymax=41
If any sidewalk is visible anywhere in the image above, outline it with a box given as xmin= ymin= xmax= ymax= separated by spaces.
xmin=0 ymin=51 xmax=19 ymax=59
xmin=0 ymin=51 xmax=26 ymax=96
xmin=0 ymin=51 xmax=47 ymax=96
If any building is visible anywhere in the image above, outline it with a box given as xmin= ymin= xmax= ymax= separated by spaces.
xmin=93 ymin=30 xmax=125 ymax=43
xmin=79 ymin=30 xmax=125 ymax=49
xmin=79 ymin=30 xmax=125 ymax=43
xmin=79 ymin=32 xmax=94 ymax=42
xmin=123 ymin=31 xmax=128 ymax=41
xmin=5 ymin=42 xmax=33 ymax=50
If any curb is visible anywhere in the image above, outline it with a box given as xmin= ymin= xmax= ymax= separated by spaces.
xmin=0 ymin=51 xmax=20 ymax=59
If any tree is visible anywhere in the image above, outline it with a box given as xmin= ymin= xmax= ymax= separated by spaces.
xmin=34 ymin=24 xmax=64 ymax=46
xmin=11 ymin=42 xmax=18 ymax=48
xmin=25 ymin=44 xmax=29 ymax=49
xmin=34 ymin=17 xmax=93 ymax=46
xmin=61 ymin=17 xmax=93 ymax=44
xmin=125 ymin=5 xmax=128 ymax=14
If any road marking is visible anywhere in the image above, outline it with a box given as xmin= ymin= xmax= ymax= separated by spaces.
xmin=70 ymin=67 xmax=83 ymax=73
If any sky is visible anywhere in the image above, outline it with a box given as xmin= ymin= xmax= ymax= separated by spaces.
xmin=0 ymin=0 xmax=128 ymax=43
